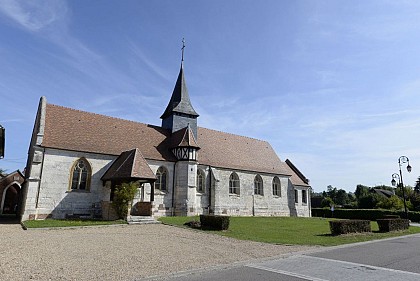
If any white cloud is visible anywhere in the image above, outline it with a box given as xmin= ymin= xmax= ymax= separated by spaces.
xmin=129 ymin=42 xmax=171 ymax=82
xmin=0 ymin=0 xmax=67 ymax=32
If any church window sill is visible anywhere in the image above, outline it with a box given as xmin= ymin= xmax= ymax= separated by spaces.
xmin=66 ymin=190 xmax=90 ymax=193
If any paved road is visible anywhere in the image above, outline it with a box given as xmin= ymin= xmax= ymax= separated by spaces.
xmin=149 ymin=233 xmax=420 ymax=281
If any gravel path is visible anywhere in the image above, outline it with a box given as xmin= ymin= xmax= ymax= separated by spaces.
xmin=0 ymin=223 xmax=316 ymax=281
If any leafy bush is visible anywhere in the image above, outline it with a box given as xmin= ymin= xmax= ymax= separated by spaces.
xmin=377 ymin=219 xmax=409 ymax=232
xmin=112 ymin=181 xmax=139 ymax=219
xmin=312 ymin=208 xmax=420 ymax=222
xmin=200 ymin=215 xmax=230 ymax=230
xmin=321 ymin=197 xmax=334 ymax=208
xmin=329 ymin=220 xmax=371 ymax=235
xmin=376 ymin=195 xmax=404 ymax=210
xmin=358 ymin=193 xmax=382 ymax=209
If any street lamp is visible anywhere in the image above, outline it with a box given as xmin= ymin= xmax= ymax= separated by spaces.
xmin=391 ymin=173 xmax=400 ymax=188
xmin=391 ymin=172 xmax=407 ymax=218
xmin=397 ymin=156 xmax=411 ymax=218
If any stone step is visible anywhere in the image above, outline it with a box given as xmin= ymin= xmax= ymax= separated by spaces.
xmin=127 ymin=216 xmax=161 ymax=225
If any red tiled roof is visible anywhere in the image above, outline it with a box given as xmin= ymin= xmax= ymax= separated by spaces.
xmin=101 ymin=148 xmax=156 ymax=182
xmin=42 ymin=103 xmax=292 ymax=176
xmin=197 ymin=128 xmax=290 ymax=175
xmin=171 ymin=126 xmax=200 ymax=149
xmin=43 ymin=104 xmax=176 ymax=162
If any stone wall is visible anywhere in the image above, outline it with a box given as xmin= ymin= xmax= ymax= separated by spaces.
xmin=211 ymin=168 xmax=307 ymax=217
xmin=32 ymin=148 xmax=114 ymax=219
xmin=22 ymin=147 xmax=310 ymax=220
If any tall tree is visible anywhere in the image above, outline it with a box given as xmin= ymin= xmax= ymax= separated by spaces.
xmin=355 ymin=184 xmax=370 ymax=199
xmin=415 ymin=177 xmax=420 ymax=193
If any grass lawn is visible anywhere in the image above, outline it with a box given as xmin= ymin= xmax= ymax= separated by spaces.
xmin=22 ymin=219 xmax=127 ymax=229
xmin=159 ymin=216 xmax=420 ymax=246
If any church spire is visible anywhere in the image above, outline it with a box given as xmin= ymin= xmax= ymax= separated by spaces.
xmin=161 ymin=39 xmax=199 ymax=138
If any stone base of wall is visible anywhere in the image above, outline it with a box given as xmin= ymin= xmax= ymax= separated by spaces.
xmin=101 ymin=201 xmax=119 ymax=220
xmin=131 ymin=202 xmax=152 ymax=216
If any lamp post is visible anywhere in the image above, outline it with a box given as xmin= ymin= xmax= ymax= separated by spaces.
xmin=391 ymin=172 xmax=407 ymax=218
xmin=396 ymin=156 xmax=412 ymax=218
xmin=0 ymin=124 xmax=4 ymax=159
xmin=391 ymin=173 xmax=400 ymax=188
xmin=391 ymin=173 xmax=401 ymax=212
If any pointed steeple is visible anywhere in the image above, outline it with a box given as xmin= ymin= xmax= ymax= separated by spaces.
xmin=161 ymin=39 xmax=199 ymax=138
xmin=160 ymin=63 xmax=199 ymax=120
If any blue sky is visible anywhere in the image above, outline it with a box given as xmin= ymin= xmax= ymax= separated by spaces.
xmin=1 ymin=0 xmax=420 ymax=192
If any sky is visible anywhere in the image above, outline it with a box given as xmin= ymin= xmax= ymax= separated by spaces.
xmin=1 ymin=0 xmax=420 ymax=193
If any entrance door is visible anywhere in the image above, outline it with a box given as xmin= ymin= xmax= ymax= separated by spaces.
xmin=2 ymin=184 xmax=20 ymax=214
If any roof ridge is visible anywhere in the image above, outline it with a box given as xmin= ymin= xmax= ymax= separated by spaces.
xmin=198 ymin=126 xmax=269 ymax=143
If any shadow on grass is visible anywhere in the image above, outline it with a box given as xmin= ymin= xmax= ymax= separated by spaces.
xmin=316 ymin=233 xmax=334 ymax=237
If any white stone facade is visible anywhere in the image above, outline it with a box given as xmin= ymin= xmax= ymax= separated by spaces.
xmin=22 ymin=148 xmax=310 ymax=220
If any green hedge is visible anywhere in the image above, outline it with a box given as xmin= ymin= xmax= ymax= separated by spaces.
xmin=329 ymin=220 xmax=371 ymax=235
xmin=377 ymin=219 xmax=409 ymax=232
xmin=200 ymin=215 xmax=230 ymax=230
xmin=312 ymin=208 xmax=420 ymax=222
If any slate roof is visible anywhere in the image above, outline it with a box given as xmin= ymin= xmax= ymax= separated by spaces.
xmin=284 ymin=159 xmax=310 ymax=187
xmin=41 ymin=102 xmax=296 ymax=177
xmin=160 ymin=64 xmax=199 ymax=119
xmin=371 ymin=189 xmax=394 ymax=198
xmin=101 ymin=148 xmax=156 ymax=182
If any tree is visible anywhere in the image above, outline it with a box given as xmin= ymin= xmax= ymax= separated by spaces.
xmin=323 ymin=185 xmax=337 ymax=202
xmin=376 ymin=195 xmax=404 ymax=210
xmin=321 ymin=197 xmax=334 ymax=208
xmin=336 ymin=189 xmax=350 ymax=206
xmin=395 ymin=185 xmax=413 ymax=199
xmin=355 ymin=184 xmax=370 ymax=200
xmin=415 ymin=177 xmax=420 ymax=193
xmin=373 ymin=185 xmax=394 ymax=192
xmin=358 ymin=193 xmax=382 ymax=209
xmin=409 ymin=192 xmax=420 ymax=211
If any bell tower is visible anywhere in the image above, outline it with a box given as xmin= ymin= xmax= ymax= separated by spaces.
xmin=163 ymin=40 xmax=201 ymax=216
xmin=161 ymin=39 xmax=199 ymax=139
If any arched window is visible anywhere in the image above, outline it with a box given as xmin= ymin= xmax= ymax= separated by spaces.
xmin=229 ymin=173 xmax=240 ymax=195
xmin=272 ymin=177 xmax=281 ymax=196
xmin=155 ymin=167 xmax=168 ymax=191
xmin=70 ymin=158 xmax=91 ymax=191
xmin=254 ymin=175 xmax=263 ymax=195
xmin=197 ymin=169 xmax=205 ymax=193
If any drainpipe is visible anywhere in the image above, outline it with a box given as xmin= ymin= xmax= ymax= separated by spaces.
xmin=208 ymin=166 xmax=212 ymax=214
xmin=252 ymin=194 xmax=255 ymax=217
xmin=171 ymin=162 xmax=176 ymax=216
xmin=35 ymin=147 xmax=46 ymax=209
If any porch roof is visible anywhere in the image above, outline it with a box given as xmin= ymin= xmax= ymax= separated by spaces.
xmin=101 ymin=148 xmax=156 ymax=183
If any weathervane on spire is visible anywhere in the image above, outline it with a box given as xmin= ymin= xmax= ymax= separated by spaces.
xmin=181 ymin=38 xmax=185 ymax=62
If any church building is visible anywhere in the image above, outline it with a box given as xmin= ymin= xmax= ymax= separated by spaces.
xmin=20 ymin=54 xmax=311 ymax=221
